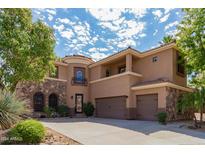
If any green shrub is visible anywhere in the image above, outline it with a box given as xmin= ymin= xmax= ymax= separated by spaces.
xmin=43 ymin=106 xmax=56 ymax=118
xmin=57 ymin=105 xmax=69 ymax=117
xmin=7 ymin=119 xmax=45 ymax=144
xmin=156 ymin=112 xmax=167 ymax=125
xmin=83 ymin=102 xmax=94 ymax=117
xmin=0 ymin=90 xmax=29 ymax=130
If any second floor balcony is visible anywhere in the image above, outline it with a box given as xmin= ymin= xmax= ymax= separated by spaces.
xmin=71 ymin=77 xmax=88 ymax=86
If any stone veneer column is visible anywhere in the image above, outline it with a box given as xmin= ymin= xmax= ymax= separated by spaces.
xmin=126 ymin=53 xmax=132 ymax=72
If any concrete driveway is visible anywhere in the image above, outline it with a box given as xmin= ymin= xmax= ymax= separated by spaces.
xmin=41 ymin=117 xmax=205 ymax=145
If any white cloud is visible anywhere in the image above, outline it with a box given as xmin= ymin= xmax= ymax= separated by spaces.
xmin=159 ymin=13 xmax=170 ymax=23
xmin=87 ymin=8 xmax=146 ymax=50
xmin=53 ymin=24 xmax=65 ymax=32
xmin=152 ymin=10 xmax=163 ymax=19
xmin=48 ymin=14 xmax=53 ymax=21
xmin=166 ymin=29 xmax=179 ymax=36
xmin=165 ymin=21 xmax=179 ymax=30
xmin=125 ymin=8 xmax=147 ymax=18
xmin=90 ymin=52 xmax=109 ymax=61
xmin=164 ymin=8 xmax=174 ymax=14
xmin=87 ymin=8 xmax=123 ymax=21
xmin=117 ymin=39 xmax=136 ymax=48
xmin=88 ymin=47 xmax=108 ymax=53
xmin=60 ymin=30 xmax=74 ymax=39
xmin=88 ymin=48 xmax=96 ymax=52
xmin=117 ymin=20 xmax=145 ymax=38
xmin=139 ymin=33 xmax=146 ymax=38
xmin=59 ymin=20 xmax=92 ymax=53
xmin=46 ymin=9 xmax=56 ymax=15
xmin=99 ymin=22 xmax=119 ymax=31
xmin=57 ymin=18 xmax=74 ymax=25
xmin=153 ymin=29 xmax=158 ymax=36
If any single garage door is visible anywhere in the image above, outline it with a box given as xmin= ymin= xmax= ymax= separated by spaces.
xmin=96 ymin=96 xmax=126 ymax=119
xmin=136 ymin=94 xmax=158 ymax=120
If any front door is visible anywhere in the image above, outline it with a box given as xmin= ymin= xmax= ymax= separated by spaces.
xmin=75 ymin=94 xmax=83 ymax=113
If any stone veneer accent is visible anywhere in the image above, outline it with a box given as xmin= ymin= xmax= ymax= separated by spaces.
xmin=16 ymin=78 xmax=67 ymax=111
xmin=166 ymin=87 xmax=190 ymax=121
xmin=166 ymin=87 xmax=180 ymax=121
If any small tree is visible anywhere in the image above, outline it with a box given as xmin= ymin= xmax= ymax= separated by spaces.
xmin=178 ymin=92 xmax=198 ymax=127
xmin=0 ymin=9 xmax=56 ymax=91
xmin=179 ymin=88 xmax=205 ymax=128
xmin=160 ymin=35 xmax=175 ymax=44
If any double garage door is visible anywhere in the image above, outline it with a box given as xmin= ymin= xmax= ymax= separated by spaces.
xmin=95 ymin=94 xmax=158 ymax=120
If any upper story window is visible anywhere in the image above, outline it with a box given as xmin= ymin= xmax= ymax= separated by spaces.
xmin=49 ymin=66 xmax=58 ymax=78
xmin=118 ymin=65 xmax=126 ymax=74
xmin=152 ymin=56 xmax=158 ymax=63
xmin=176 ymin=52 xmax=185 ymax=76
xmin=74 ymin=67 xmax=85 ymax=83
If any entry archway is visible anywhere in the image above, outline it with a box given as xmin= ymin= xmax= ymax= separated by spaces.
xmin=49 ymin=93 xmax=58 ymax=110
xmin=33 ymin=92 xmax=45 ymax=112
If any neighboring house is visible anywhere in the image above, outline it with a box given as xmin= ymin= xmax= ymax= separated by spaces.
xmin=16 ymin=42 xmax=192 ymax=121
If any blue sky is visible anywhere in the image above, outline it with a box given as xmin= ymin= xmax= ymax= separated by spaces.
xmin=32 ymin=8 xmax=182 ymax=61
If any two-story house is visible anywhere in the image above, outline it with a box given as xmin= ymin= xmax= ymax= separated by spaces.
xmin=16 ymin=42 xmax=192 ymax=121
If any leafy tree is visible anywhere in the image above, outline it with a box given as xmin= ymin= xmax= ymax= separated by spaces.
xmin=177 ymin=8 xmax=205 ymax=127
xmin=160 ymin=35 xmax=175 ymax=44
xmin=0 ymin=9 xmax=56 ymax=91
xmin=177 ymin=8 xmax=205 ymax=86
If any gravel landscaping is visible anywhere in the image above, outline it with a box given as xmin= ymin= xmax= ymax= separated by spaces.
xmin=42 ymin=127 xmax=80 ymax=145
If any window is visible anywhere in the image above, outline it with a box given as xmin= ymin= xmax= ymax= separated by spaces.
xmin=177 ymin=52 xmax=185 ymax=76
xmin=118 ymin=65 xmax=126 ymax=74
xmin=76 ymin=70 xmax=83 ymax=81
xmin=74 ymin=67 xmax=85 ymax=83
xmin=152 ymin=56 xmax=158 ymax=63
xmin=106 ymin=69 xmax=110 ymax=77
xmin=49 ymin=66 xmax=58 ymax=78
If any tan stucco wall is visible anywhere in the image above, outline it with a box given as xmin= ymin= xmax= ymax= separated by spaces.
xmin=133 ymin=49 xmax=174 ymax=82
xmin=89 ymin=65 xmax=102 ymax=81
xmin=90 ymin=74 xmax=140 ymax=108
xmin=66 ymin=63 xmax=89 ymax=109
xmin=57 ymin=65 xmax=68 ymax=80
xmin=131 ymin=87 xmax=167 ymax=109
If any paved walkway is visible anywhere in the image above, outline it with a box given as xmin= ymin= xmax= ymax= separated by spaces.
xmin=41 ymin=117 xmax=205 ymax=145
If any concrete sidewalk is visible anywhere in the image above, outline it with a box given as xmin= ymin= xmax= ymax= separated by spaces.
xmin=41 ymin=117 xmax=205 ymax=145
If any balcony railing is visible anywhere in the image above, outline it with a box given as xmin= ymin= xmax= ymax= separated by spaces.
xmin=71 ymin=77 xmax=88 ymax=86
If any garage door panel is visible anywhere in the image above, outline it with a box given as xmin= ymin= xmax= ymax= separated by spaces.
xmin=137 ymin=94 xmax=158 ymax=120
xmin=96 ymin=96 xmax=126 ymax=119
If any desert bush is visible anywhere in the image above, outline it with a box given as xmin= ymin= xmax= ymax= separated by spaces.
xmin=57 ymin=105 xmax=69 ymax=117
xmin=43 ymin=106 xmax=56 ymax=118
xmin=156 ymin=112 xmax=167 ymax=125
xmin=0 ymin=90 xmax=29 ymax=130
xmin=83 ymin=102 xmax=94 ymax=117
xmin=6 ymin=119 xmax=45 ymax=144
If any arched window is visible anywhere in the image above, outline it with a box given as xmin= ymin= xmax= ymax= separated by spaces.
xmin=49 ymin=93 xmax=58 ymax=110
xmin=74 ymin=67 xmax=85 ymax=83
xmin=33 ymin=92 xmax=44 ymax=112
xmin=76 ymin=70 xmax=83 ymax=81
